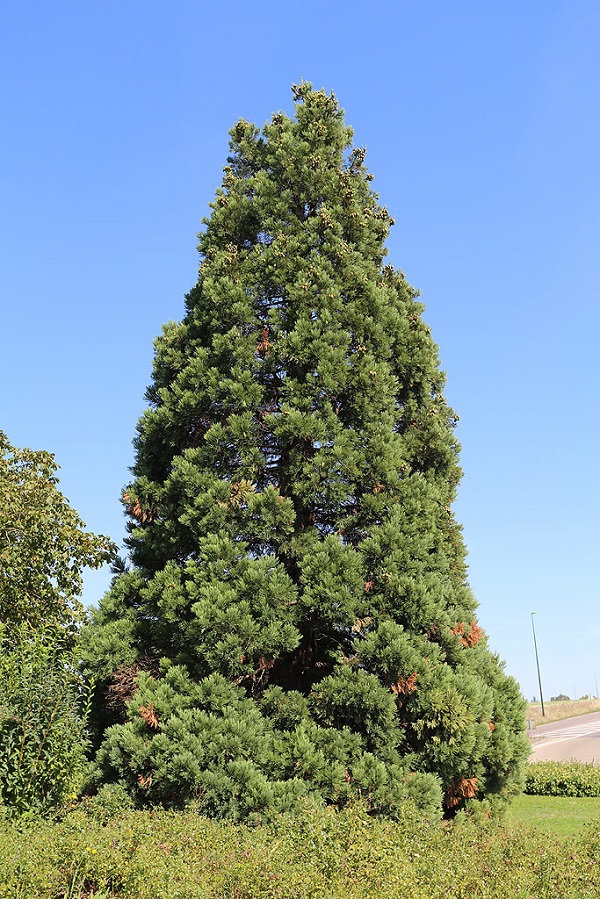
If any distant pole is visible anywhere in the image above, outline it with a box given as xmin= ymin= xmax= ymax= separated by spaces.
xmin=595 ymin=674 xmax=598 ymax=700
xmin=531 ymin=612 xmax=545 ymax=717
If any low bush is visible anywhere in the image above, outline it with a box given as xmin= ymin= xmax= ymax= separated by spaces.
xmin=526 ymin=761 xmax=600 ymax=797
xmin=1 ymin=800 xmax=600 ymax=898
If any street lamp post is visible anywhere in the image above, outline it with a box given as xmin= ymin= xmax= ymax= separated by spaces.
xmin=531 ymin=612 xmax=545 ymax=717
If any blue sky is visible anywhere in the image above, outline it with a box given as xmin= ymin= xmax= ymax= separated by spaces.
xmin=2 ymin=0 xmax=598 ymax=703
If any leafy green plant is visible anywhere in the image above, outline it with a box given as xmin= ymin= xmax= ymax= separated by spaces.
xmin=1 ymin=802 xmax=600 ymax=898
xmin=0 ymin=432 xmax=115 ymax=818
xmin=0 ymin=430 xmax=114 ymax=635
xmin=0 ymin=624 xmax=91 ymax=816
xmin=526 ymin=761 xmax=600 ymax=797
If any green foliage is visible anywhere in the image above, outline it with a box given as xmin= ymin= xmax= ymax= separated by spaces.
xmin=2 ymin=803 xmax=600 ymax=898
xmin=526 ymin=761 xmax=600 ymax=797
xmin=0 ymin=624 xmax=91 ymax=816
xmin=91 ymin=664 xmax=442 ymax=822
xmin=83 ymin=83 xmax=528 ymax=819
xmin=0 ymin=432 xmax=115 ymax=817
xmin=0 ymin=431 xmax=115 ymax=634
xmin=86 ymin=782 xmax=135 ymax=823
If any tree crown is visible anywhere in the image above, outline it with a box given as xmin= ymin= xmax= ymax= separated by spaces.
xmin=0 ymin=431 xmax=115 ymax=635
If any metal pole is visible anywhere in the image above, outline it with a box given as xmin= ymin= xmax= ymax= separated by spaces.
xmin=531 ymin=612 xmax=545 ymax=717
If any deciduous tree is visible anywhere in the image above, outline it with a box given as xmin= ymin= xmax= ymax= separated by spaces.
xmin=0 ymin=432 xmax=114 ymax=814
xmin=0 ymin=431 xmax=114 ymax=635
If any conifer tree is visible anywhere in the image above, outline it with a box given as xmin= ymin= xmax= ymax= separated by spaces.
xmin=83 ymin=84 xmax=528 ymax=819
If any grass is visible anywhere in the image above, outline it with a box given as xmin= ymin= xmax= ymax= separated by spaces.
xmin=509 ymin=793 xmax=600 ymax=837
xmin=527 ymin=697 xmax=600 ymax=726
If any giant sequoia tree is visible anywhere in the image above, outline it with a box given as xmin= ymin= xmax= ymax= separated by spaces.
xmin=83 ymin=84 xmax=527 ymax=819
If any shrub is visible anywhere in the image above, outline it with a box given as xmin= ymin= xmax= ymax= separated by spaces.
xmin=526 ymin=761 xmax=600 ymax=797
xmin=0 ymin=624 xmax=91 ymax=816
xmin=1 ymin=802 xmax=600 ymax=898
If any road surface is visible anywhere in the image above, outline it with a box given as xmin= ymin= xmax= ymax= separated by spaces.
xmin=528 ymin=711 xmax=600 ymax=763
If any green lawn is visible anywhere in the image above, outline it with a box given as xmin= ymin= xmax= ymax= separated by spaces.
xmin=509 ymin=793 xmax=600 ymax=837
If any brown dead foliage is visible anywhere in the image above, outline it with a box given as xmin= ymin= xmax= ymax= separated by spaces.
xmin=256 ymin=326 xmax=271 ymax=355
xmin=106 ymin=660 xmax=159 ymax=719
xmin=451 ymin=621 xmax=484 ymax=648
xmin=258 ymin=657 xmax=275 ymax=670
xmin=137 ymin=773 xmax=153 ymax=789
xmin=140 ymin=703 xmax=159 ymax=729
xmin=123 ymin=492 xmax=155 ymax=524
xmin=444 ymin=776 xmax=478 ymax=809
xmin=220 ymin=479 xmax=256 ymax=509
xmin=106 ymin=664 xmax=143 ymax=717
xmin=391 ymin=673 xmax=418 ymax=696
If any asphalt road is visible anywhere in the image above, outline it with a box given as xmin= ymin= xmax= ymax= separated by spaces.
xmin=528 ymin=711 xmax=600 ymax=763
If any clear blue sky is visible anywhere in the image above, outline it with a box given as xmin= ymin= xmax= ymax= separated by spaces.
xmin=2 ymin=1 xmax=599 ymax=703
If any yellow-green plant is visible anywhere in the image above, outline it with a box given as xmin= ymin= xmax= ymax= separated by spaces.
xmin=0 ymin=624 xmax=92 ymax=816
xmin=2 ymin=802 xmax=600 ymax=898
xmin=0 ymin=430 xmax=114 ymax=636
xmin=526 ymin=761 xmax=600 ymax=797
xmin=0 ymin=431 xmax=115 ymax=816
